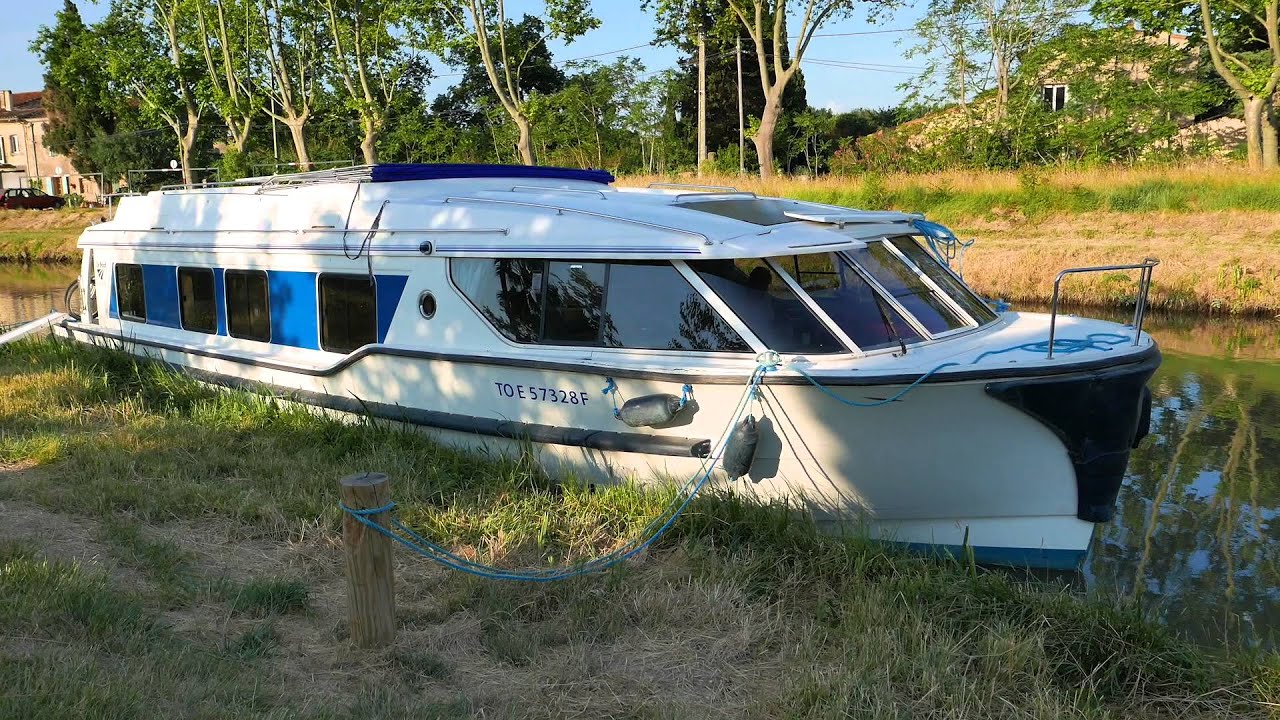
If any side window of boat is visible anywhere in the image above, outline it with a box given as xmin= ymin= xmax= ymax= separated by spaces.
xmin=115 ymin=263 xmax=146 ymax=322
xmin=451 ymin=258 xmax=751 ymax=352
xmin=178 ymin=267 xmax=216 ymax=334
xmin=225 ymin=269 xmax=271 ymax=342
xmin=602 ymin=262 xmax=750 ymax=352
xmin=319 ymin=274 xmax=377 ymax=353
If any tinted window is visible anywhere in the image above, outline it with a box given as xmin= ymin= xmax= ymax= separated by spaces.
xmin=320 ymin=275 xmax=377 ymax=353
xmin=603 ymin=262 xmax=749 ymax=351
xmin=888 ymin=236 xmax=997 ymax=324
xmin=451 ymin=259 xmax=543 ymax=342
xmin=225 ymin=270 xmax=271 ymax=342
xmin=453 ymin=259 xmax=750 ymax=352
xmin=178 ymin=267 xmax=216 ymax=334
xmin=690 ymin=258 xmax=846 ymax=354
xmin=777 ymin=253 xmax=923 ymax=351
xmin=848 ymin=242 xmax=966 ymax=334
xmin=543 ymin=261 xmax=606 ymax=344
xmin=115 ymin=263 xmax=146 ymax=322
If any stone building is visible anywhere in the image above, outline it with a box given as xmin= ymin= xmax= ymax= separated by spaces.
xmin=0 ymin=89 xmax=103 ymax=202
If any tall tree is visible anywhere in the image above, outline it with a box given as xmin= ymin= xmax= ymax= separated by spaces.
xmin=194 ymin=0 xmax=259 ymax=156
xmin=414 ymin=0 xmax=600 ymax=165
xmin=902 ymin=0 xmax=1084 ymax=120
xmin=260 ymin=0 xmax=325 ymax=170
xmin=723 ymin=0 xmax=865 ymax=177
xmin=321 ymin=0 xmax=418 ymax=165
xmin=32 ymin=1 xmax=113 ymax=177
xmin=1095 ymin=0 xmax=1280 ymax=168
xmin=101 ymin=0 xmax=206 ymax=185
xmin=645 ymin=0 xmax=807 ymax=171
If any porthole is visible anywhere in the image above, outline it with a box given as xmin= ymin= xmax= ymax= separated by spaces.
xmin=418 ymin=291 xmax=437 ymax=319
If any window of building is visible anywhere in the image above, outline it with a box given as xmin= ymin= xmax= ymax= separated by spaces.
xmin=690 ymin=258 xmax=846 ymax=354
xmin=452 ymin=259 xmax=750 ymax=352
xmin=847 ymin=242 xmax=967 ymax=334
xmin=115 ymin=263 xmax=146 ymax=322
xmin=225 ymin=269 xmax=271 ymax=342
xmin=1042 ymin=84 xmax=1068 ymax=112
xmin=8 ymin=135 xmax=19 ymax=155
xmin=775 ymin=252 xmax=923 ymax=351
xmin=177 ymin=267 xmax=216 ymax=334
xmin=319 ymin=274 xmax=377 ymax=353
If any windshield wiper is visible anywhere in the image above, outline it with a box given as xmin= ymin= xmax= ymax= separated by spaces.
xmin=872 ymin=293 xmax=908 ymax=356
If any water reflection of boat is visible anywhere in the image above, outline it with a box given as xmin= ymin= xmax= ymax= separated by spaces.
xmin=53 ymin=164 xmax=1161 ymax=569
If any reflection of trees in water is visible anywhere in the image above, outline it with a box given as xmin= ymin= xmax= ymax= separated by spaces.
xmin=670 ymin=295 xmax=749 ymax=351
xmin=1093 ymin=361 xmax=1280 ymax=649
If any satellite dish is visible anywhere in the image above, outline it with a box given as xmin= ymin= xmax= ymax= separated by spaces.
xmin=169 ymin=159 xmax=179 ymax=170
xmin=54 ymin=166 xmax=64 ymax=176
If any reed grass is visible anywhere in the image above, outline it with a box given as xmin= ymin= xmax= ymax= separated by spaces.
xmin=0 ymin=336 xmax=1275 ymax=718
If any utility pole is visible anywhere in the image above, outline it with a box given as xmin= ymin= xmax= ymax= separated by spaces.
xmin=697 ymin=31 xmax=707 ymax=176
xmin=736 ymin=37 xmax=745 ymax=175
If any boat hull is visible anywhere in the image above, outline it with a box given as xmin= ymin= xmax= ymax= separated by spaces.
xmin=57 ymin=322 xmax=1156 ymax=570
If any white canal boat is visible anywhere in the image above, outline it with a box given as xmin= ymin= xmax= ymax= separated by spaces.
xmin=53 ymin=164 xmax=1160 ymax=569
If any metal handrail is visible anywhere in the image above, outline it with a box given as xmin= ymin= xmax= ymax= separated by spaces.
xmin=1047 ymin=258 xmax=1159 ymax=358
xmin=647 ymin=182 xmax=739 ymax=192
xmin=510 ymin=185 xmax=608 ymax=199
xmin=672 ymin=191 xmax=759 ymax=201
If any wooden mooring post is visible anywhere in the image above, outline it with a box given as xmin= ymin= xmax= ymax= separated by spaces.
xmin=340 ymin=472 xmax=396 ymax=648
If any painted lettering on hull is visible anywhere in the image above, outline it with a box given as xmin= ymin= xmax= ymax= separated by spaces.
xmin=494 ymin=382 xmax=590 ymax=406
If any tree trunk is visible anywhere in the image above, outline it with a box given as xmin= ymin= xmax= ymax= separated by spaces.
xmin=515 ymin=114 xmax=534 ymax=166
xmin=753 ymin=90 xmax=784 ymax=179
xmin=180 ymin=115 xmax=198 ymax=186
xmin=995 ymin=55 xmax=1010 ymax=119
xmin=1244 ymin=96 xmax=1264 ymax=170
xmin=1264 ymin=96 xmax=1278 ymax=170
xmin=360 ymin=121 xmax=378 ymax=165
xmin=286 ymin=120 xmax=311 ymax=172
xmin=232 ymin=118 xmax=252 ymax=154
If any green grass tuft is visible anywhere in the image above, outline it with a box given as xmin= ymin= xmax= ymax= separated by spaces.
xmin=227 ymin=577 xmax=310 ymax=616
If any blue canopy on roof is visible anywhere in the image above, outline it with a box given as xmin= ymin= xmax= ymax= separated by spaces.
xmin=369 ymin=163 xmax=615 ymax=185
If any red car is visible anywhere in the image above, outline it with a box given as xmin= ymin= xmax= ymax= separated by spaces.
xmin=0 ymin=187 xmax=67 ymax=210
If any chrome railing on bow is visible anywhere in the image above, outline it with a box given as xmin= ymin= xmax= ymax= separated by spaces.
xmin=1047 ymin=258 xmax=1160 ymax=359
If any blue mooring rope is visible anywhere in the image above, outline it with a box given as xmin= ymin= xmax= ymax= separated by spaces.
xmin=339 ymin=333 xmax=1131 ymax=580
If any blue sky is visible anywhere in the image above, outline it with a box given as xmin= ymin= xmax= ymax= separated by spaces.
xmin=2 ymin=1 xmax=925 ymax=112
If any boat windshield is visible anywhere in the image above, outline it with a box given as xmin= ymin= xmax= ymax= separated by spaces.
xmin=688 ymin=258 xmax=846 ymax=354
xmin=691 ymin=241 xmax=995 ymax=353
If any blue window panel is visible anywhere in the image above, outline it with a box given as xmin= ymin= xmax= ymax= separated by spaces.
xmin=374 ymin=274 xmax=409 ymax=343
xmin=141 ymin=264 xmax=180 ymax=328
xmin=213 ymin=267 xmax=227 ymax=336
xmin=109 ymin=272 xmax=118 ymax=319
xmin=268 ymin=270 xmax=319 ymax=349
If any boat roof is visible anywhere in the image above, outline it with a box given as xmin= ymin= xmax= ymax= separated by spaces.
xmin=84 ymin=164 xmax=933 ymax=260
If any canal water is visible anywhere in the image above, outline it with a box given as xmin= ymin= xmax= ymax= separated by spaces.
xmin=1 ymin=267 xmax=1278 ymax=650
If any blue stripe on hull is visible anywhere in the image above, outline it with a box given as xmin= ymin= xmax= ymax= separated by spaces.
xmin=375 ymin=274 xmax=409 ymax=342
xmin=213 ymin=267 xmax=227 ymax=336
xmin=893 ymin=541 xmax=1087 ymax=571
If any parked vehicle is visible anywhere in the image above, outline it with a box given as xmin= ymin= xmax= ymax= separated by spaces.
xmin=0 ymin=187 xmax=67 ymax=210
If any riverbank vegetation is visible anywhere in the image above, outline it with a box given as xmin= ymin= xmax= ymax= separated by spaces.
xmin=0 ymin=336 xmax=1276 ymax=718
xmin=0 ymin=209 xmax=100 ymax=263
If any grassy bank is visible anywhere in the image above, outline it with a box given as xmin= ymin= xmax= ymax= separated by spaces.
xmin=622 ymin=167 xmax=1280 ymax=316
xmin=0 ymin=337 xmax=1276 ymax=718
xmin=0 ymin=209 xmax=101 ymax=263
